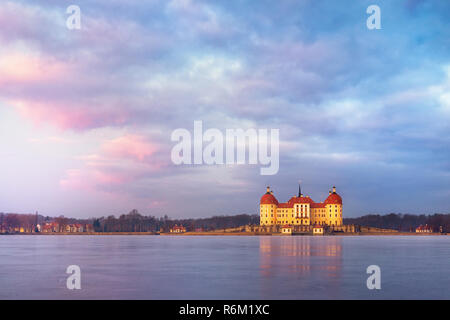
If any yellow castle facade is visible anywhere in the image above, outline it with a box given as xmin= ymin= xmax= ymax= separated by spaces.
xmin=260 ymin=185 xmax=343 ymax=227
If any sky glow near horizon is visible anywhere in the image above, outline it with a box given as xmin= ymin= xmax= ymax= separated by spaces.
xmin=1 ymin=0 xmax=450 ymax=219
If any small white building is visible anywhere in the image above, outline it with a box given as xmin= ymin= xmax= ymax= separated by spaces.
xmin=416 ymin=224 xmax=433 ymax=233
xmin=313 ymin=225 xmax=324 ymax=235
xmin=281 ymin=225 xmax=292 ymax=235
xmin=170 ymin=225 xmax=186 ymax=233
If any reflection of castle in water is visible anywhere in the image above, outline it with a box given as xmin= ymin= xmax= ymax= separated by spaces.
xmin=259 ymin=236 xmax=343 ymax=280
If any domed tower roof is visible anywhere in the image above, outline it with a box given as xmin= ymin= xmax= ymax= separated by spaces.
xmin=260 ymin=186 xmax=279 ymax=205
xmin=324 ymin=186 xmax=342 ymax=205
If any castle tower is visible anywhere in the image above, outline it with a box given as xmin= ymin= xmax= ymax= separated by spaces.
xmin=324 ymin=186 xmax=343 ymax=226
xmin=260 ymin=186 xmax=278 ymax=225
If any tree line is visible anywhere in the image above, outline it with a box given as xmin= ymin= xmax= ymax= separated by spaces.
xmin=1 ymin=210 xmax=259 ymax=233
xmin=344 ymin=213 xmax=450 ymax=232
xmin=2 ymin=211 xmax=449 ymax=233
xmin=92 ymin=210 xmax=259 ymax=232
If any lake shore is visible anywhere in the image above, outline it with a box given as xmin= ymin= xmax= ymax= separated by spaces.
xmin=1 ymin=232 xmax=447 ymax=236
xmin=162 ymin=232 xmax=448 ymax=236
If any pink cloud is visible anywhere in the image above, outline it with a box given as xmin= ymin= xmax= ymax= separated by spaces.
xmin=102 ymin=134 xmax=159 ymax=162
xmin=9 ymin=99 xmax=130 ymax=131
xmin=0 ymin=50 xmax=132 ymax=131
xmin=60 ymin=134 xmax=168 ymax=193
xmin=0 ymin=14 xmax=158 ymax=132
xmin=60 ymin=167 xmax=133 ymax=191
xmin=0 ymin=52 xmax=69 ymax=85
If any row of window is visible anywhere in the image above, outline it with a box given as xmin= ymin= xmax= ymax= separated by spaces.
xmin=261 ymin=206 xmax=342 ymax=212
xmin=263 ymin=213 xmax=341 ymax=218
xmin=277 ymin=221 xmax=309 ymax=225
xmin=261 ymin=221 xmax=343 ymax=226
xmin=262 ymin=207 xmax=342 ymax=213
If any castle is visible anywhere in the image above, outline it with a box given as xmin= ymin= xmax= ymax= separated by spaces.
xmin=260 ymin=185 xmax=343 ymax=227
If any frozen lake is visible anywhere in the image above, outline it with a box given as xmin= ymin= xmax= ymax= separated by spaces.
xmin=0 ymin=235 xmax=448 ymax=299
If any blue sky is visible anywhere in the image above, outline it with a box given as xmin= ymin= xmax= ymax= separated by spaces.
xmin=0 ymin=0 xmax=450 ymax=218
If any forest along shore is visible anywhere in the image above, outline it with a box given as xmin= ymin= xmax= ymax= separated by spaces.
xmin=1 ymin=231 xmax=447 ymax=236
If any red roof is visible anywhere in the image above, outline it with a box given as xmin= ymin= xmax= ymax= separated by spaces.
xmin=288 ymin=196 xmax=315 ymax=205
xmin=281 ymin=225 xmax=292 ymax=228
xmin=416 ymin=225 xmax=432 ymax=231
xmin=260 ymin=193 xmax=279 ymax=205
xmin=324 ymin=192 xmax=342 ymax=205
xmin=313 ymin=224 xmax=323 ymax=229
xmin=311 ymin=202 xmax=326 ymax=208
xmin=260 ymin=186 xmax=343 ymax=207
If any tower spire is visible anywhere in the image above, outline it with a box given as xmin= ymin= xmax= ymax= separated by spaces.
xmin=298 ymin=182 xmax=302 ymax=197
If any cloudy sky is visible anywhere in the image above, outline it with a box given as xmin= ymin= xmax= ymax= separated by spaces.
xmin=1 ymin=0 xmax=450 ymax=219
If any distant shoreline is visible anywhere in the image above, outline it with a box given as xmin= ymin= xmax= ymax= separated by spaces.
xmin=0 ymin=232 xmax=157 ymax=236
xmin=163 ymin=232 xmax=448 ymax=236
xmin=0 ymin=232 xmax=447 ymax=236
